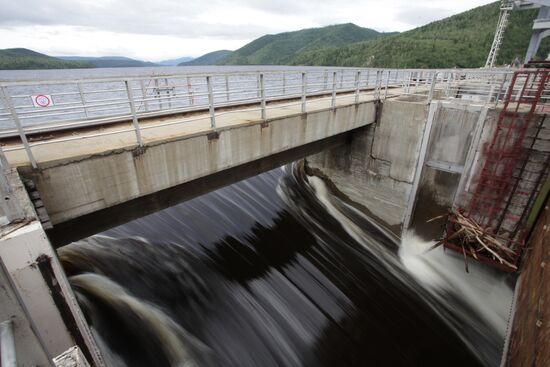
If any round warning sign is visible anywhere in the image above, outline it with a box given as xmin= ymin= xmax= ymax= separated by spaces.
xmin=32 ymin=94 xmax=53 ymax=108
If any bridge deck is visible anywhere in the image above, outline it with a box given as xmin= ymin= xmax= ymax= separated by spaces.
xmin=3 ymin=90 xmax=380 ymax=167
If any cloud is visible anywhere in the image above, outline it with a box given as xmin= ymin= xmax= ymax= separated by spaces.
xmin=0 ymin=0 xmax=496 ymax=60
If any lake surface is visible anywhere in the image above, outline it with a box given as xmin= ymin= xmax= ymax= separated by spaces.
xmin=0 ymin=65 xmax=333 ymax=81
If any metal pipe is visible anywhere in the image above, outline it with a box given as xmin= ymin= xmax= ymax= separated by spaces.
xmin=331 ymin=71 xmax=337 ymax=107
xmin=77 ymin=82 xmax=89 ymax=118
xmin=301 ymin=72 xmax=307 ymax=113
xmin=495 ymin=73 xmax=508 ymax=108
xmin=354 ymin=71 xmax=361 ymax=104
xmin=207 ymin=76 xmax=216 ymax=128
xmin=428 ymin=72 xmax=439 ymax=103
xmin=124 ymin=80 xmax=144 ymax=146
xmin=225 ymin=75 xmax=230 ymax=102
xmin=260 ymin=74 xmax=266 ymax=121
xmin=0 ymin=320 xmax=16 ymax=367
xmin=186 ymin=76 xmax=194 ymax=106
xmin=139 ymin=80 xmax=150 ymax=112
xmin=0 ymin=86 xmax=37 ymax=168
xmin=384 ymin=70 xmax=391 ymax=99
xmin=154 ymin=78 xmax=161 ymax=110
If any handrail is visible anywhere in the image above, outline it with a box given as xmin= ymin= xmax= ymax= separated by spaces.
xmin=0 ymin=67 xmax=538 ymax=169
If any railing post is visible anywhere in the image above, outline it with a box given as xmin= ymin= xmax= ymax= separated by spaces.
xmin=340 ymin=69 xmax=344 ymax=89
xmin=139 ymin=80 xmax=150 ymax=112
xmin=154 ymin=78 xmax=162 ymax=110
xmin=77 ymin=82 xmax=89 ymax=118
xmin=301 ymin=72 xmax=307 ymax=113
xmin=186 ymin=76 xmax=194 ymax=106
xmin=207 ymin=76 xmax=216 ymax=128
xmin=384 ymin=70 xmax=391 ymax=99
xmin=354 ymin=71 xmax=361 ymax=104
xmin=495 ymin=73 xmax=508 ymax=107
xmin=256 ymin=73 xmax=261 ymax=98
xmin=427 ymin=72 xmax=439 ymax=104
xmin=0 ymin=86 xmax=37 ymax=169
xmin=445 ymin=72 xmax=452 ymax=97
xmin=374 ymin=70 xmax=380 ymax=100
xmin=124 ymin=80 xmax=144 ymax=147
xmin=0 ymin=320 xmax=16 ymax=367
xmin=260 ymin=73 xmax=266 ymax=121
xmin=365 ymin=70 xmax=370 ymax=88
xmin=225 ymin=75 xmax=230 ymax=102
xmin=164 ymin=78 xmax=172 ymax=109
xmin=331 ymin=71 xmax=337 ymax=107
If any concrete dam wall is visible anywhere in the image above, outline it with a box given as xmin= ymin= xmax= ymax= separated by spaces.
xmin=307 ymin=98 xmax=493 ymax=238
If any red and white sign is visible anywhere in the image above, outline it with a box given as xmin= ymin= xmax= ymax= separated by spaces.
xmin=31 ymin=94 xmax=54 ymax=108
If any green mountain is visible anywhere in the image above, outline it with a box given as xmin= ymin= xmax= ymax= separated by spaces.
xmin=179 ymin=50 xmax=232 ymax=66
xmin=0 ymin=48 xmax=93 ymax=70
xmin=58 ymin=56 xmax=158 ymax=68
xmin=289 ymin=2 xmax=549 ymax=68
xmin=221 ymin=23 xmax=393 ymax=65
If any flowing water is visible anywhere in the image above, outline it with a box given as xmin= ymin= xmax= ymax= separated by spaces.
xmin=58 ymin=163 xmax=514 ymax=367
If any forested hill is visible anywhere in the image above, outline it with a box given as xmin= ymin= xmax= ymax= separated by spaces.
xmin=288 ymin=2 xmax=548 ymax=68
xmin=0 ymin=48 xmax=93 ymax=70
xmin=58 ymin=56 xmax=158 ymax=68
xmin=220 ymin=23 xmax=394 ymax=65
xmin=179 ymin=50 xmax=232 ymax=66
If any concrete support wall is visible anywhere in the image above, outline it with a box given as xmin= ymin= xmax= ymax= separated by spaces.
xmin=307 ymin=99 xmax=489 ymax=237
xmin=21 ymin=102 xmax=376 ymax=228
xmin=307 ymin=99 xmax=428 ymax=233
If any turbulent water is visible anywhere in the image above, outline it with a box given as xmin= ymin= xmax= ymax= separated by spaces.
xmin=58 ymin=163 xmax=514 ymax=367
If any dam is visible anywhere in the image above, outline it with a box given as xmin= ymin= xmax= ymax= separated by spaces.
xmin=0 ymin=66 xmax=549 ymax=366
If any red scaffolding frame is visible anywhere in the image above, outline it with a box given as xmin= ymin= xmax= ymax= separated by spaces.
xmin=444 ymin=68 xmax=550 ymax=271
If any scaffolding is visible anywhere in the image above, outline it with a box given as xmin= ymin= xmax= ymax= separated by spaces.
xmin=444 ymin=68 xmax=550 ymax=271
xmin=485 ymin=0 xmax=514 ymax=68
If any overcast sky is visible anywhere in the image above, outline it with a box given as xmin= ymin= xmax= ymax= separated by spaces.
xmin=0 ymin=0 xmax=495 ymax=62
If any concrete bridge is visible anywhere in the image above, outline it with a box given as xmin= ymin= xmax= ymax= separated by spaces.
xmin=0 ymin=67 xmax=548 ymax=366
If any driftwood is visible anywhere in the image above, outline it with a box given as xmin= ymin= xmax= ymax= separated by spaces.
xmin=424 ymin=209 xmax=519 ymax=271
xmin=442 ymin=209 xmax=518 ymax=271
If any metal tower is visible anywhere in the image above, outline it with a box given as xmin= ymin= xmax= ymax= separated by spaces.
xmin=485 ymin=0 xmax=514 ymax=68
xmin=485 ymin=0 xmax=550 ymax=68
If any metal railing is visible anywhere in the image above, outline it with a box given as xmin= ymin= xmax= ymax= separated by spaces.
xmin=1 ymin=67 xmax=546 ymax=168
